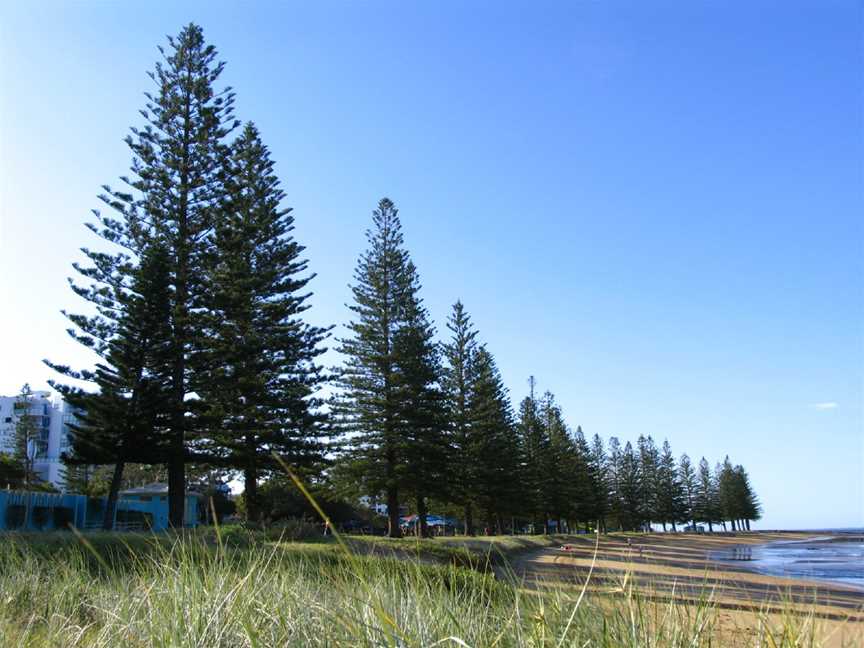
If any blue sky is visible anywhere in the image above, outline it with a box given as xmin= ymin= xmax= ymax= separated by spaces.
xmin=0 ymin=1 xmax=861 ymax=529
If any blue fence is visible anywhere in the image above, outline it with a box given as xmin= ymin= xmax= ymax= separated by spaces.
xmin=0 ymin=490 xmax=199 ymax=532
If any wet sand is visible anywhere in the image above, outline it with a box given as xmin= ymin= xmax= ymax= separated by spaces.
xmin=505 ymin=532 xmax=863 ymax=646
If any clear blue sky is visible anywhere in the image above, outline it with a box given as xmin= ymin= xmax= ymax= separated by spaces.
xmin=1 ymin=1 xmax=861 ymax=530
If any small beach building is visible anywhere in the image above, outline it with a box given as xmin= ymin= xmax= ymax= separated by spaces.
xmin=0 ymin=485 xmax=200 ymax=532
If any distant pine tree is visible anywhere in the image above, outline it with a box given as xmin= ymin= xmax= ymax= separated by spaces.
xmin=656 ymin=439 xmax=686 ymax=531
xmin=570 ymin=425 xmax=597 ymax=532
xmin=718 ymin=456 xmax=739 ymax=530
xmin=607 ymin=437 xmax=624 ymax=530
xmin=517 ymin=379 xmax=552 ymax=533
xmin=734 ymin=464 xmax=762 ymax=530
xmin=12 ymin=384 xmax=40 ymax=487
xmin=468 ymin=347 xmax=520 ymax=533
xmin=695 ymin=457 xmax=717 ymax=531
xmin=441 ymin=301 xmax=479 ymax=534
xmin=618 ymin=441 xmax=644 ymax=531
xmin=589 ymin=433 xmax=610 ymax=533
xmin=637 ymin=435 xmax=660 ymax=529
xmin=539 ymin=392 xmax=572 ymax=532
xmin=678 ymin=453 xmax=698 ymax=530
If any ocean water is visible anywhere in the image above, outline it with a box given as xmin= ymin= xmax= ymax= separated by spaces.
xmin=711 ymin=533 xmax=864 ymax=591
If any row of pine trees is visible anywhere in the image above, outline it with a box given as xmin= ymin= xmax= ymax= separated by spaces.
xmin=49 ymin=24 xmax=761 ymax=536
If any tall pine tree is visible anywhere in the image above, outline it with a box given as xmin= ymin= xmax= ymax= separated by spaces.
xmin=392 ymin=285 xmax=448 ymax=537
xmin=517 ymin=378 xmax=551 ymax=533
xmin=440 ymin=301 xmax=479 ymax=534
xmin=468 ymin=347 xmax=520 ymax=533
xmin=52 ymin=242 xmax=173 ymax=529
xmin=335 ymin=198 xmax=441 ymax=537
xmin=197 ymin=122 xmax=329 ymax=522
xmin=50 ymin=24 xmax=238 ymax=527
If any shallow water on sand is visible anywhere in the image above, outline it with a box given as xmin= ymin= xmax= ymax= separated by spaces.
xmin=711 ymin=535 xmax=864 ymax=591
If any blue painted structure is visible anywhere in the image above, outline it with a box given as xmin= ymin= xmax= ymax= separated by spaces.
xmin=0 ymin=489 xmax=199 ymax=531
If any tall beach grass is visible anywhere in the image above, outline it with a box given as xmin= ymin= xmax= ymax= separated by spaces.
xmin=0 ymin=530 xmax=856 ymax=647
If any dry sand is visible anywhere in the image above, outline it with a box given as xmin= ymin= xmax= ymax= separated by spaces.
xmin=506 ymin=532 xmax=863 ymax=647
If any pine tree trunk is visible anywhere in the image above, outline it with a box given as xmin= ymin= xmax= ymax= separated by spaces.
xmin=416 ymin=494 xmax=430 ymax=538
xmin=464 ymin=503 xmax=474 ymax=536
xmin=662 ymin=522 xmax=667 ymax=532
xmin=168 ymin=443 xmax=185 ymax=527
xmin=671 ymin=520 xmax=677 ymax=532
xmin=386 ymin=486 xmax=401 ymax=538
xmin=244 ymin=464 xmax=258 ymax=524
xmin=168 ymin=324 xmax=186 ymax=528
xmin=102 ymin=461 xmax=125 ymax=531
xmin=708 ymin=520 xmax=713 ymax=533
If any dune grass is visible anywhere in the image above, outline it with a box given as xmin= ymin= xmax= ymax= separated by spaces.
xmin=0 ymin=529 xmax=855 ymax=647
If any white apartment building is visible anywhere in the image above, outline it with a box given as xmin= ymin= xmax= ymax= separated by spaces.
xmin=0 ymin=391 xmax=73 ymax=488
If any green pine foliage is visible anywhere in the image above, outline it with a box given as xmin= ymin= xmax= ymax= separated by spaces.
xmin=197 ymin=122 xmax=329 ymax=522
xmin=52 ymin=243 xmax=174 ymax=528
xmin=392 ymin=280 xmax=449 ymax=537
xmin=617 ymin=441 xmax=645 ymax=531
xmin=0 ymin=454 xmax=25 ymax=490
xmin=589 ymin=434 xmax=610 ymax=533
xmin=570 ymin=426 xmax=597 ymax=530
xmin=12 ymin=384 xmax=41 ymax=486
xmin=516 ymin=381 xmax=552 ymax=532
xmin=655 ymin=439 xmax=686 ymax=531
xmin=678 ymin=453 xmax=698 ymax=530
xmin=49 ymin=23 xmax=238 ymax=527
xmin=441 ymin=301 xmax=480 ymax=534
xmin=333 ymin=198 xmax=442 ymax=537
xmin=467 ymin=347 xmax=520 ymax=532
xmin=637 ymin=435 xmax=660 ymax=528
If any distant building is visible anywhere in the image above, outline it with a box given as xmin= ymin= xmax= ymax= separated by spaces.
xmin=0 ymin=390 xmax=75 ymax=489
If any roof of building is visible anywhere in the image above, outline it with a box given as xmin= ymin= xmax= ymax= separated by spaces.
xmin=120 ymin=483 xmax=170 ymax=495
xmin=119 ymin=483 xmax=204 ymax=497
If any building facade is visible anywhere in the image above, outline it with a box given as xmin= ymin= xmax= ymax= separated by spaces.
xmin=0 ymin=489 xmax=200 ymax=531
xmin=0 ymin=390 xmax=73 ymax=488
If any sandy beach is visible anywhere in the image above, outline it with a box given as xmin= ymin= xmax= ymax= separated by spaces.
xmin=506 ymin=532 xmax=863 ymax=646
